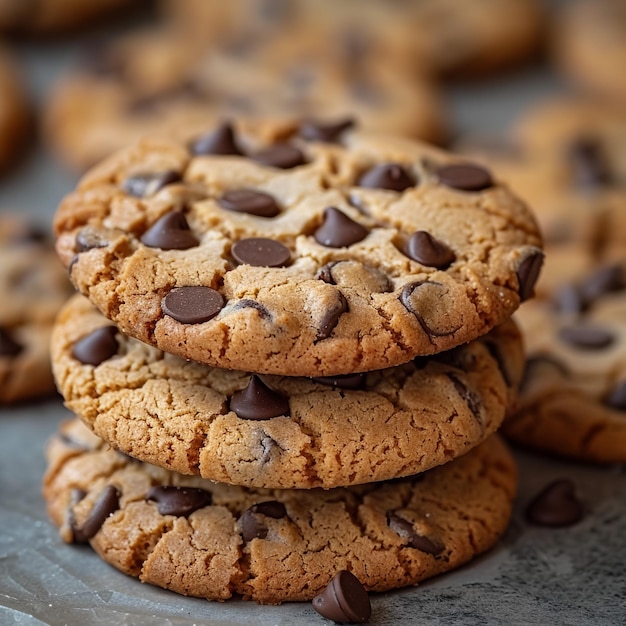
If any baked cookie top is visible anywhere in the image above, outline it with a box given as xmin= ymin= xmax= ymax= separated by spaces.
xmin=54 ymin=123 xmax=542 ymax=376
xmin=44 ymin=418 xmax=517 ymax=604
xmin=52 ymin=294 xmax=523 ymax=489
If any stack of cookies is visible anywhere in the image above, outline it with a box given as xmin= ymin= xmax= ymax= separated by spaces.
xmin=43 ymin=120 xmax=543 ymax=615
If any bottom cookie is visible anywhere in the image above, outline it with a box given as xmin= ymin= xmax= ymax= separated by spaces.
xmin=44 ymin=419 xmax=517 ymax=605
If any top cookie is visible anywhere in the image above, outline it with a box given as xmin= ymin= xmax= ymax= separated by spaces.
xmin=54 ymin=122 xmax=542 ymax=376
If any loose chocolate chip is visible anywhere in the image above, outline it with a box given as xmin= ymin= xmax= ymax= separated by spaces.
xmin=122 ymin=170 xmax=181 ymax=198
xmin=579 ymin=264 xmax=624 ymax=304
xmin=230 ymin=375 xmax=290 ymax=420
xmin=312 ymin=570 xmax=371 ymax=624
xmin=516 ymin=250 xmax=544 ymax=302
xmin=312 ymin=373 xmax=366 ymax=390
xmin=558 ymin=324 xmax=615 ymax=350
xmin=71 ymin=326 xmax=119 ymax=366
xmin=189 ymin=122 xmax=243 ymax=156
xmin=146 ymin=485 xmax=212 ymax=517
xmin=568 ymin=136 xmax=610 ymax=188
xmin=0 ymin=327 xmax=23 ymax=357
xmin=553 ymin=283 xmax=586 ymax=315
xmin=140 ymin=211 xmax=199 ymax=250
xmin=436 ymin=163 xmax=493 ymax=191
xmin=405 ymin=231 xmax=455 ymax=269
xmin=387 ymin=512 xmax=444 ymax=555
xmin=162 ymin=286 xmax=225 ymax=324
xmin=526 ymin=479 xmax=583 ymax=527
xmin=252 ymin=144 xmax=306 ymax=169
xmin=314 ymin=207 xmax=368 ymax=248
xmin=75 ymin=227 xmax=109 ymax=252
xmin=232 ymin=237 xmax=291 ymax=267
xmin=447 ymin=373 xmax=482 ymax=422
xmin=240 ymin=500 xmax=287 ymax=542
xmin=358 ymin=162 xmax=415 ymax=192
xmin=316 ymin=292 xmax=349 ymax=341
xmin=73 ymin=485 xmax=121 ymax=542
xmin=218 ymin=189 xmax=281 ymax=217
xmin=605 ymin=380 xmax=626 ymax=410
xmin=298 ymin=117 xmax=355 ymax=143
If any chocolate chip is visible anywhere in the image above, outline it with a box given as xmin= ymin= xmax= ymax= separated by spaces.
xmin=122 ymin=170 xmax=181 ymax=198
xmin=252 ymin=144 xmax=306 ymax=169
xmin=312 ymin=373 xmax=365 ymax=390
xmin=558 ymin=324 xmax=615 ymax=350
xmin=189 ymin=122 xmax=243 ymax=156
xmin=579 ymin=264 xmax=624 ymax=304
xmin=71 ymin=326 xmax=119 ymax=366
xmin=605 ymin=380 xmax=626 ymax=410
xmin=553 ymin=283 xmax=585 ymax=315
xmin=240 ymin=500 xmax=287 ymax=542
xmin=230 ymin=375 xmax=290 ymax=420
xmin=405 ymin=231 xmax=455 ymax=269
xmin=447 ymin=373 xmax=482 ymax=422
xmin=72 ymin=485 xmax=121 ymax=542
xmin=483 ymin=340 xmax=512 ymax=387
xmin=436 ymin=163 xmax=493 ymax=191
xmin=312 ymin=570 xmax=371 ymax=624
xmin=314 ymin=207 xmax=368 ymax=248
xmin=400 ymin=281 xmax=462 ymax=337
xmin=516 ymin=250 xmax=544 ymax=302
xmin=568 ymin=136 xmax=610 ymax=188
xmin=231 ymin=299 xmax=272 ymax=320
xmin=316 ymin=291 xmax=349 ymax=341
xmin=0 ymin=327 xmax=23 ymax=357
xmin=140 ymin=211 xmax=199 ymax=250
xmin=232 ymin=237 xmax=290 ymax=267
xmin=75 ymin=227 xmax=109 ymax=252
xmin=66 ymin=488 xmax=86 ymax=542
xmin=218 ymin=189 xmax=281 ymax=217
xmin=298 ymin=117 xmax=355 ymax=143
xmin=522 ymin=355 xmax=570 ymax=390
xmin=387 ymin=512 xmax=444 ymax=555
xmin=526 ymin=479 xmax=583 ymax=527
xmin=162 ymin=286 xmax=225 ymax=324
xmin=146 ymin=485 xmax=212 ymax=517
xmin=318 ymin=262 xmax=337 ymax=284
xmin=358 ymin=162 xmax=415 ymax=192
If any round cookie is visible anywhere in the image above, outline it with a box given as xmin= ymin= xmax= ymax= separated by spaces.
xmin=554 ymin=0 xmax=626 ymax=103
xmin=43 ymin=418 xmax=518 ymax=605
xmin=0 ymin=215 xmax=73 ymax=403
xmin=53 ymin=123 xmax=543 ymax=376
xmin=52 ymin=294 xmax=524 ymax=489
xmin=506 ymin=261 xmax=626 ymax=464
xmin=44 ymin=25 xmax=445 ymax=171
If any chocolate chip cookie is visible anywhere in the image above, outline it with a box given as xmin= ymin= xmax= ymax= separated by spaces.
xmin=506 ymin=262 xmax=626 ymax=464
xmin=0 ymin=215 xmax=73 ymax=403
xmin=51 ymin=294 xmax=523 ymax=489
xmin=53 ymin=123 xmax=542 ymax=376
xmin=43 ymin=417 xmax=517 ymax=604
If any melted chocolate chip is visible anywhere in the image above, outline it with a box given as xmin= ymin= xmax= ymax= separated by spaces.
xmin=312 ymin=373 xmax=365 ymax=390
xmin=146 ymin=485 xmax=212 ymax=517
xmin=312 ymin=570 xmax=372 ymax=624
xmin=605 ymin=380 xmax=626 ymax=410
xmin=358 ymin=162 xmax=415 ymax=192
xmin=122 ymin=170 xmax=182 ymax=198
xmin=558 ymin=324 xmax=615 ymax=350
xmin=568 ymin=136 xmax=610 ymax=188
xmin=447 ymin=373 xmax=482 ymax=422
xmin=231 ymin=299 xmax=272 ymax=320
xmin=230 ymin=375 xmax=290 ymax=420
xmin=232 ymin=238 xmax=291 ymax=267
xmin=189 ymin=122 xmax=243 ymax=156
xmin=526 ymin=479 xmax=583 ymax=527
xmin=318 ymin=262 xmax=338 ymax=284
xmin=405 ymin=231 xmax=455 ymax=269
xmin=0 ymin=327 xmax=23 ymax=357
xmin=240 ymin=500 xmax=287 ymax=542
xmin=516 ymin=251 xmax=544 ymax=302
xmin=75 ymin=228 xmax=109 ymax=253
xmin=400 ymin=281 xmax=462 ymax=337
xmin=387 ymin=512 xmax=444 ymax=555
xmin=72 ymin=485 xmax=121 ymax=542
xmin=162 ymin=286 xmax=225 ymax=324
xmin=140 ymin=212 xmax=199 ymax=250
xmin=71 ymin=326 xmax=119 ymax=366
xmin=436 ymin=163 xmax=493 ymax=191
xmin=218 ymin=189 xmax=281 ymax=217
xmin=314 ymin=207 xmax=368 ymax=248
xmin=316 ymin=292 xmax=349 ymax=341
xmin=252 ymin=144 xmax=306 ymax=169
xmin=298 ymin=117 xmax=355 ymax=143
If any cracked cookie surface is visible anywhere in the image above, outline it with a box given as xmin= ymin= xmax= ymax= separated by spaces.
xmin=52 ymin=294 xmax=523 ymax=489
xmin=43 ymin=418 xmax=517 ymax=604
xmin=54 ymin=123 xmax=542 ymax=376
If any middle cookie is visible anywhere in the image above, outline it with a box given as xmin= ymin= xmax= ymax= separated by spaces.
xmin=52 ymin=294 xmax=524 ymax=490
